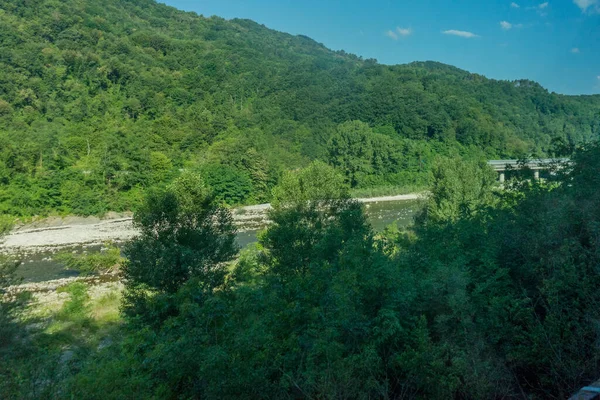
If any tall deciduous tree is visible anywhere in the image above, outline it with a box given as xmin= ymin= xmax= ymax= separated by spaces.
xmin=122 ymin=172 xmax=238 ymax=321
xmin=327 ymin=121 xmax=375 ymax=187
xmin=422 ymin=157 xmax=498 ymax=224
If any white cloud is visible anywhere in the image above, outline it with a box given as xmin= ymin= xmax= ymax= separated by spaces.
xmin=500 ymin=21 xmax=513 ymax=30
xmin=573 ymin=0 xmax=600 ymax=12
xmin=571 ymin=47 xmax=580 ymax=53
xmin=385 ymin=30 xmax=398 ymax=40
xmin=574 ymin=0 xmax=597 ymax=11
xmin=443 ymin=30 xmax=479 ymax=38
xmin=527 ymin=2 xmax=549 ymax=12
xmin=397 ymin=27 xmax=413 ymax=36
xmin=387 ymin=27 xmax=412 ymax=40
xmin=511 ymin=2 xmax=520 ymax=7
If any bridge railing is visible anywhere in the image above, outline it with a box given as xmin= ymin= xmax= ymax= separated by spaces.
xmin=487 ymin=158 xmax=570 ymax=182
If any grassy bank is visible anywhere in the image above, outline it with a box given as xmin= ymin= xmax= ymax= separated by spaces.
xmin=0 ymin=281 xmax=124 ymax=398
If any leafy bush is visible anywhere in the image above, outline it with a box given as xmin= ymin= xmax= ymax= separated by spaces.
xmin=122 ymin=172 xmax=238 ymax=323
xmin=0 ymin=259 xmax=20 ymax=351
xmin=202 ymin=164 xmax=254 ymax=205
xmin=57 ymin=282 xmax=91 ymax=325
xmin=85 ymin=149 xmax=600 ymax=398
xmin=57 ymin=244 xmax=123 ymax=275
xmin=0 ymin=224 xmax=21 ymax=353
xmin=0 ymin=214 xmax=14 ymax=236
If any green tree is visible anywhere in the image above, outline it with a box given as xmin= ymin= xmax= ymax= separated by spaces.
xmin=202 ymin=164 xmax=253 ymax=205
xmin=271 ymin=160 xmax=349 ymax=208
xmin=327 ymin=121 xmax=374 ymax=187
xmin=122 ymin=172 xmax=238 ymax=321
xmin=247 ymin=162 xmax=394 ymax=397
xmin=421 ymin=157 xmax=498 ymax=224
xmin=389 ymin=143 xmax=600 ymax=398
xmin=149 ymin=151 xmax=172 ymax=183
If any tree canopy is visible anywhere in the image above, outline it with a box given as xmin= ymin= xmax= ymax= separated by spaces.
xmin=52 ymin=146 xmax=600 ymax=399
xmin=0 ymin=0 xmax=598 ymax=217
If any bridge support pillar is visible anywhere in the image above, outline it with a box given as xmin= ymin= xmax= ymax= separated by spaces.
xmin=499 ymin=172 xmax=505 ymax=183
xmin=534 ymin=170 xmax=540 ymax=180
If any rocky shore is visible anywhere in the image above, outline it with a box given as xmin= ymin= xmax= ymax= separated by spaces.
xmin=1 ymin=194 xmax=422 ymax=255
xmin=6 ymin=272 xmax=121 ymax=295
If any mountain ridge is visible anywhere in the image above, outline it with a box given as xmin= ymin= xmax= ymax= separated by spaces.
xmin=0 ymin=0 xmax=598 ymax=216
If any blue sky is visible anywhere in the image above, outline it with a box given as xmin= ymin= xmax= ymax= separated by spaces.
xmin=164 ymin=0 xmax=600 ymax=95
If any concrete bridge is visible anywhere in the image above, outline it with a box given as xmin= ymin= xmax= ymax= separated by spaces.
xmin=488 ymin=158 xmax=570 ymax=183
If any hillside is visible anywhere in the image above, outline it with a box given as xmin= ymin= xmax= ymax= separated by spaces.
xmin=0 ymin=0 xmax=599 ymax=216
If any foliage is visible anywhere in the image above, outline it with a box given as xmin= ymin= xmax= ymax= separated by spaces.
xmin=327 ymin=120 xmax=376 ymax=187
xmin=65 ymin=147 xmax=600 ymax=398
xmin=0 ymin=215 xmax=14 ymax=236
xmin=389 ymin=144 xmax=600 ymax=398
xmin=121 ymin=172 xmax=238 ymax=324
xmin=56 ymin=243 xmax=123 ymax=275
xmin=0 ymin=0 xmax=597 ymax=217
xmin=420 ymin=157 xmax=498 ymax=224
xmin=201 ymin=163 xmax=254 ymax=205
xmin=0 ymin=281 xmax=125 ymax=399
xmin=271 ymin=160 xmax=350 ymax=207
xmin=0 ymin=231 xmax=43 ymax=399
xmin=6 ymin=148 xmax=600 ymax=398
xmin=1 ymin=0 xmax=600 ymax=391
xmin=56 ymin=282 xmax=91 ymax=325
xmin=0 ymin=225 xmax=21 ymax=354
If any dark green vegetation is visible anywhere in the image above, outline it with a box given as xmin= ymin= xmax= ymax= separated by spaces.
xmin=122 ymin=171 xmax=238 ymax=318
xmin=3 ymin=0 xmax=600 ymax=396
xmin=0 ymin=240 xmax=20 ymax=354
xmin=1 ymin=0 xmax=599 ymax=217
xmin=3 ymin=146 xmax=600 ymax=399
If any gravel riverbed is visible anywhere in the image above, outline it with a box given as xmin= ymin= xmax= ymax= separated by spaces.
xmin=1 ymin=194 xmax=422 ymax=255
xmin=1 ymin=194 xmax=423 ymax=292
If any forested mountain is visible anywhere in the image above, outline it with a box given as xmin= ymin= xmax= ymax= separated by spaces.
xmin=1 ymin=0 xmax=599 ymax=216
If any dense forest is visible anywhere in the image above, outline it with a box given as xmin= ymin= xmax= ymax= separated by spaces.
xmin=0 ymin=0 xmax=599 ymax=217
xmin=4 ymin=1 xmax=600 ymax=398
xmin=2 ymin=144 xmax=600 ymax=399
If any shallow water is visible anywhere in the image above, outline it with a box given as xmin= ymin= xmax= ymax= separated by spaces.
xmin=364 ymin=199 xmax=420 ymax=232
xmin=15 ymin=199 xmax=422 ymax=283
xmin=15 ymin=243 xmax=108 ymax=283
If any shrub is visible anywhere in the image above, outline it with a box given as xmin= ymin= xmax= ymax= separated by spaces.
xmin=57 ymin=244 xmax=123 ymax=275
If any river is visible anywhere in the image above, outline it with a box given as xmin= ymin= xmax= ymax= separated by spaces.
xmin=12 ymin=199 xmax=422 ymax=283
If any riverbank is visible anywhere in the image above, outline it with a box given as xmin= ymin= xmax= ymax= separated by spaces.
xmin=7 ymin=272 xmax=121 ymax=295
xmin=1 ymin=193 xmax=424 ymax=255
